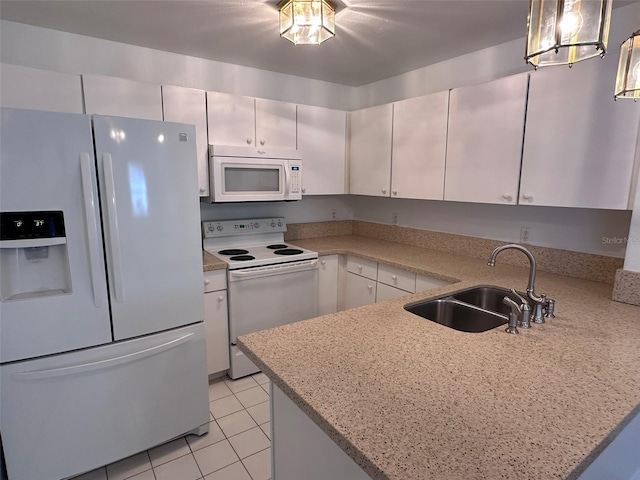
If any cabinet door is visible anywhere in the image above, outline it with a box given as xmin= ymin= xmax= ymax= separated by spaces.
xmin=318 ymin=255 xmax=339 ymax=315
xmin=255 ymin=98 xmax=297 ymax=149
xmin=376 ymin=282 xmax=411 ymax=302
xmin=416 ymin=274 xmax=451 ymax=292
xmin=207 ymin=91 xmax=256 ymax=147
xmin=162 ymin=85 xmax=210 ymax=197
xmin=521 ymin=56 xmax=640 ymax=210
xmin=349 ymin=104 xmax=393 ymax=197
xmin=204 ymin=290 xmax=230 ymax=375
xmin=344 ymin=272 xmax=376 ymax=310
xmin=392 ymin=91 xmax=449 ymax=200
xmin=444 ymin=74 xmax=528 ymax=205
xmin=83 ymin=75 xmax=163 ymax=120
xmin=297 ymin=104 xmax=346 ymax=195
xmin=0 ymin=63 xmax=83 ymax=113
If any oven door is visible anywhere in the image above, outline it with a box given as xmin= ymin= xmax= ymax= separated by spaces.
xmin=211 ymin=157 xmax=287 ymax=202
xmin=227 ymin=259 xmax=319 ymax=378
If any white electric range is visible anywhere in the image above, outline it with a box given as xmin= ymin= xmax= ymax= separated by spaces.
xmin=203 ymin=217 xmax=319 ymax=379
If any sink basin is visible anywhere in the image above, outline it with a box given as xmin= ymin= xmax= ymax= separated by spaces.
xmin=404 ymin=298 xmax=508 ymax=333
xmin=451 ymin=286 xmax=527 ymax=317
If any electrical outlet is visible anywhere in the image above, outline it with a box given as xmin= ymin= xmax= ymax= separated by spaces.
xmin=393 ymin=213 xmax=398 ymax=225
xmin=520 ymin=227 xmax=531 ymax=244
xmin=331 ymin=209 xmax=337 ymax=220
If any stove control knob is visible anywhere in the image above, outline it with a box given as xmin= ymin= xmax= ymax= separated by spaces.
xmin=207 ymin=224 xmax=214 ymax=233
xmin=253 ymin=222 xmax=260 ymax=228
xmin=278 ymin=220 xmax=283 ymax=227
xmin=270 ymin=221 xmax=276 ymax=227
xmin=217 ymin=225 xmax=223 ymax=232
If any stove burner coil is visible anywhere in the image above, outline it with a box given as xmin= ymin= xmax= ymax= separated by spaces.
xmin=218 ymin=249 xmax=249 ymax=256
xmin=266 ymin=244 xmax=289 ymax=250
xmin=229 ymin=255 xmax=255 ymax=261
xmin=273 ymin=249 xmax=304 ymax=256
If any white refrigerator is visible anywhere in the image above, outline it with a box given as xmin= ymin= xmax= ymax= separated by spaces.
xmin=0 ymin=108 xmax=209 ymax=480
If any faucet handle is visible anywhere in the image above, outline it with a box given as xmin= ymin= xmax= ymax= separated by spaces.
xmin=509 ymin=290 xmax=531 ymax=328
xmin=544 ymin=298 xmax=556 ymax=318
xmin=503 ymin=297 xmax=520 ymax=334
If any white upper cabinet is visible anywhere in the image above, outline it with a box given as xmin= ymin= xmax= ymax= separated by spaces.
xmin=297 ymin=104 xmax=347 ymax=195
xmin=349 ymin=104 xmax=394 ymax=197
xmin=207 ymin=92 xmax=296 ymax=149
xmin=0 ymin=64 xmax=83 ymax=114
xmin=162 ymin=85 xmax=209 ymax=197
xmin=82 ymin=75 xmax=163 ymax=120
xmin=255 ymin=98 xmax=297 ymax=149
xmin=444 ymin=74 xmax=528 ymax=205
xmin=207 ymin=91 xmax=255 ymax=147
xmin=521 ymin=56 xmax=640 ymax=210
xmin=392 ymin=91 xmax=449 ymax=200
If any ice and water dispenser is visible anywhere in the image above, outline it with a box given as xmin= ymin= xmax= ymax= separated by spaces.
xmin=0 ymin=211 xmax=72 ymax=301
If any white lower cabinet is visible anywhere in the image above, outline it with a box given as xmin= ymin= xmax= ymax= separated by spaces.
xmin=375 ymin=282 xmax=411 ymax=302
xmin=203 ymin=270 xmax=230 ymax=375
xmin=416 ymin=274 xmax=451 ymax=292
xmin=341 ymin=255 xmax=452 ymax=310
xmin=318 ymin=255 xmax=339 ymax=315
xmin=344 ymin=272 xmax=377 ymax=310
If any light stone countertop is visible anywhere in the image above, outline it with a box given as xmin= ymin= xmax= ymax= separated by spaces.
xmin=203 ymin=250 xmax=227 ymax=271
xmin=237 ymin=235 xmax=640 ymax=480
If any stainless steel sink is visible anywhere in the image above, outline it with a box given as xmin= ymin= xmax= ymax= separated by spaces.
xmin=451 ymin=286 xmax=527 ymax=317
xmin=404 ymin=285 xmax=526 ymax=333
xmin=404 ymin=298 xmax=508 ymax=333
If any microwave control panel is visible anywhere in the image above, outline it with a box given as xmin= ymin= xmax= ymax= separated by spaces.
xmin=290 ymin=166 xmax=301 ymax=194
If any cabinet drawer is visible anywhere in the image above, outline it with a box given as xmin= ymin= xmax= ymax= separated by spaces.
xmin=376 ymin=283 xmax=412 ymax=302
xmin=204 ymin=270 xmax=227 ymax=293
xmin=377 ymin=264 xmax=416 ymax=292
xmin=346 ymin=256 xmax=378 ymax=280
xmin=415 ymin=274 xmax=450 ymax=292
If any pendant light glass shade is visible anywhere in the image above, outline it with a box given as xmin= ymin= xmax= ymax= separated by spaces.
xmin=279 ymin=0 xmax=335 ymax=45
xmin=614 ymin=31 xmax=640 ymax=100
xmin=525 ymin=0 xmax=612 ymax=67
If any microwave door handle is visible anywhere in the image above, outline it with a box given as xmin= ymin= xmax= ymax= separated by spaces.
xmin=284 ymin=163 xmax=290 ymax=199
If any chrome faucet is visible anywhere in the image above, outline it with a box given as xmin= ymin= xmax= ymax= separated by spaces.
xmin=488 ymin=244 xmax=555 ymax=324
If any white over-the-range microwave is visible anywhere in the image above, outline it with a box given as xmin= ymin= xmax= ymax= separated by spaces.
xmin=205 ymin=145 xmax=302 ymax=203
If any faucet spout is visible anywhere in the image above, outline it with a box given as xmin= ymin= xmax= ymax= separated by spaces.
xmin=487 ymin=244 xmax=543 ymax=303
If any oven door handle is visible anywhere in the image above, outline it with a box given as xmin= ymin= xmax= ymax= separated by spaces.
xmin=229 ymin=259 xmax=318 ymax=281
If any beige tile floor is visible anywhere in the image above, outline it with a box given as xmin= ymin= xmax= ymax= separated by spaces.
xmin=71 ymin=373 xmax=271 ymax=480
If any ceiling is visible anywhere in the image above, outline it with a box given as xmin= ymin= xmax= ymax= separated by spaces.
xmin=0 ymin=0 xmax=636 ymax=86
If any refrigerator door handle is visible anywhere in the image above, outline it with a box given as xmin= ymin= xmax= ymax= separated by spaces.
xmin=103 ymin=153 xmax=125 ymax=303
xmin=12 ymin=333 xmax=194 ymax=380
xmin=80 ymin=153 xmax=104 ymax=308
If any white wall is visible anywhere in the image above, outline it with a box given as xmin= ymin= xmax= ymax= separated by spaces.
xmin=200 ymin=196 xmax=354 ymax=224
xmin=353 ymin=2 xmax=640 ymax=109
xmin=350 ymin=196 xmax=632 ymax=258
xmin=0 ymin=20 xmax=354 ymax=110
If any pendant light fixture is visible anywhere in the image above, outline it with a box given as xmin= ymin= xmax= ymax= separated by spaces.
xmin=614 ymin=31 xmax=640 ymax=100
xmin=279 ymin=0 xmax=336 ymax=45
xmin=525 ymin=0 xmax=613 ymax=67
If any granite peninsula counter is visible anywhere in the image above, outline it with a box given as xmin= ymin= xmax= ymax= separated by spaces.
xmin=237 ymin=235 xmax=640 ymax=480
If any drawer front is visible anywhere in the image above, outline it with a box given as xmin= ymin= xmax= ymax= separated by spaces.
xmin=204 ymin=270 xmax=227 ymax=293
xmin=346 ymin=256 xmax=378 ymax=280
xmin=376 ymin=282 xmax=412 ymax=302
xmin=415 ymin=274 xmax=450 ymax=292
xmin=344 ymin=272 xmax=376 ymax=310
xmin=377 ymin=264 xmax=416 ymax=292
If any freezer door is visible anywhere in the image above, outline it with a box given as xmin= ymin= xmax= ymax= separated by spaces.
xmin=92 ymin=116 xmax=204 ymax=340
xmin=0 ymin=108 xmax=111 ymax=363
xmin=0 ymin=322 xmax=209 ymax=480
